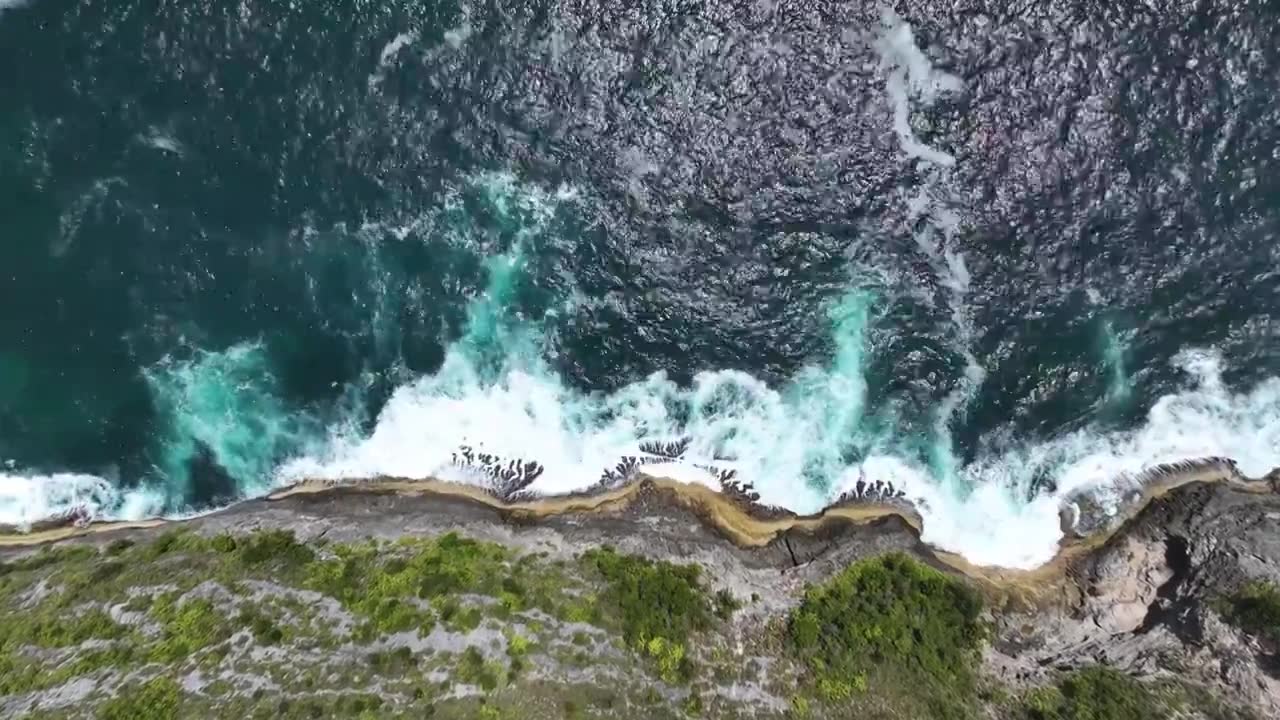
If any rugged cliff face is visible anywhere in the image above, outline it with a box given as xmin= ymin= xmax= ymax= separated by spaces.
xmin=989 ymin=480 xmax=1280 ymax=719
xmin=1 ymin=476 xmax=1278 ymax=719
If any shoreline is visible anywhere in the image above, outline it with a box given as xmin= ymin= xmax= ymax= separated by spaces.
xmin=4 ymin=460 xmax=1277 ymax=718
xmin=2 ymin=457 xmax=1272 ymax=586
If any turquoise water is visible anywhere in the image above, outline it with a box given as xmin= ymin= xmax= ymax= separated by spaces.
xmin=2 ymin=1 xmax=1279 ymax=567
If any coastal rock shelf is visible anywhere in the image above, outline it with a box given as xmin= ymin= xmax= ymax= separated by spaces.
xmin=2 ymin=461 xmax=1279 ymax=718
xmin=6 ymin=454 xmax=1272 ymax=564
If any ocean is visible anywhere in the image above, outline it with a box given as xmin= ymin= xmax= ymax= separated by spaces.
xmin=2 ymin=0 xmax=1278 ymax=568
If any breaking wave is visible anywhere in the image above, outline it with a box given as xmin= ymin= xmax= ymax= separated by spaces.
xmin=3 ymin=5 xmax=1279 ymax=573
xmin=281 ymin=231 xmax=1280 ymax=568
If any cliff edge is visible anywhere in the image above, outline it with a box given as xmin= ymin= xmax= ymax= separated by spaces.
xmin=1 ymin=475 xmax=1278 ymax=719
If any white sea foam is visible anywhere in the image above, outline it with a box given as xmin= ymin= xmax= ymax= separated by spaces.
xmin=0 ymin=341 xmax=320 ymax=527
xmin=287 ymin=332 xmax=1280 ymax=569
xmin=4 ymin=16 xmax=1278 ymax=575
xmin=877 ymin=8 xmax=963 ymax=167
xmin=877 ymin=8 xmax=984 ymax=477
xmin=369 ymin=31 xmax=418 ymax=89
xmin=0 ymin=471 xmax=162 ymax=528
xmin=139 ymin=130 xmax=184 ymax=155
xmin=278 ymin=170 xmax=1280 ymax=570
xmin=276 ymin=171 xmax=1280 ymax=570
xmin=5 ymin=168 xmax=1279 ymax=570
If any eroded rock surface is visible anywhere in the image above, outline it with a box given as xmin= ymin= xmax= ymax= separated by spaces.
xmin=2 ymin=478 xmax=1278 ymax=719
xmin=992 ymin=481 xmax=1280 ymax=718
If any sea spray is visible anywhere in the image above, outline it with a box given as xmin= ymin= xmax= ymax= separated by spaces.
xmin=3 ymin=4 xmax=1279 ymax=576
xmin=1098 ymin=318 xmax=1133 ymax=411
xmin=5 ymin=159 xmax=1279 ymax=569
xmin=285 ymin=221 xmax=1280 ymax=569
xmin=0 ymin=472 xmax=149 ymax=528
xmin=5 ymin=169 xmax=1280 ymax=567
xmin=877 ymin=8 xmax=983 ymax=495
xmin=143 ymin=342 xmax=325 ymax=507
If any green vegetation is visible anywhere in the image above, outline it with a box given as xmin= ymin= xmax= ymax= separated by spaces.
xmin=216 ymin=528 xmax=316 ymax=568
xmin=457 ymin=646 xmax=503 ymax=691
xmin=1215 ymin=580 xmax=1280 ymax=645
xmin=2 ymin=528 xmax=683 ymax=716
xmin=1020 ymin=667 xmax=1166 ymax=720
xmin=712 ymin=589 xmax=741 ymax=620
xmin=5 ymin=535 xmax=994 ymax=718
xmin=235 ymin=605 xmax=284 ymax=645
xmin=0 ymin=607 xmax=128 ymax=649
xmin=787 ymin=552 xmax=985 ymax=717
xmin=98 ymin=675 xmax=182 ymax=720
xmin=368 ymin=646 xmax=420 ymax=676
xmin=0 ymin=525 xmax=1262 ymax=720
xmin=304 ymin=532 xmax=541 ymax=640
xmin=581 ymin=546 xmax=724 ymax=683
xmin=148 ymin=594 xmax=231 ymax=662
xmin=582 ymin=546 xmax=712 ymax=645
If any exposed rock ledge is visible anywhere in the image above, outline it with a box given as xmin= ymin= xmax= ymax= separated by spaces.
xmin=2 ymin=463 xmax=1279 ymax=718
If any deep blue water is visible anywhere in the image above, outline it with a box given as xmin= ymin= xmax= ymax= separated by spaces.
xmin=2 ymin=0 xmax=1279 ymax=566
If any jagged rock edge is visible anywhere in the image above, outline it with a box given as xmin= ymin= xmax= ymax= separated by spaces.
xmin=2 ymin=455 xmax=1274 ymax=578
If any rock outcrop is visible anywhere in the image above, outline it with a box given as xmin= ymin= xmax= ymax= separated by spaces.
xmin=2 ymin=472 xmax=1278 ymax=718
xmin=992 ymin=480 xmax=1280 ymax=717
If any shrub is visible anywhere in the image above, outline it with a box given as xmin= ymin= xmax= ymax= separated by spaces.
xmin=581 ymin=546 xmax=714 ymax=683
xmin=817 ymin=675 xmax=866 ymax=701
xmin=98 ymin=675 xmax=182 ymax=720
xmin=148 ymin=595 xmax=229 ymax=661
xmin=143 ymin=530 xmax=206 ymax=560
xmin=235 ymin=529 xmax=314 ymax=567
xmin=644 ymin=636 xmax=690 ymax=683
xmin=304 ymin=532 xmax=516 ymax=642
xmin=367 ymin=646 xmax=418 ymax=676
xmin=105 ymin=539 xmax=135 ymax=556
xmin=1215 ymin=580 xmax=1280 ymax=644
xmin=581 ymin=546 xmax=712 ymax=646
xmin=713 ymin=588 xmax=741 ymax=620
xmin=236 ymin=605 xmax=283 ymax=645
xmin=209 ymin=533 xmax=238 ymax=554
xmin=1022 ymin=666 xmax=1166 ymax=720
xmin=506 ymin=632 xmax=531 ymax=657
xmin=334 ymin=693 xmax=383 ymax=715
xmin=457 ymin=646 xmax=501 ymax=691
xmin=787 ymin=553 xmax=984 ymax=715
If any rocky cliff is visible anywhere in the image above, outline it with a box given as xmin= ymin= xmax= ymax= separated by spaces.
xmin=1 ymin=472 xmax=1278 ymax=719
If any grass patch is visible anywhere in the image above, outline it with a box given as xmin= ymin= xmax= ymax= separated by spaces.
xmin=148 ymin=594 xmax=231 ymax=662
xmin=0 ymin=606 xmax=129 ymax=649
xmin=99 ymin=675 xmax=183 ymax=720
xmin=1021 ymin=666 xmax=1167 ymax=720
xmin=305 ymin=532 xmax=521 ymax=640
xmin=1215 ymin=580 xmax=1280 ymax=645
xmin=787 ymin=552 xmax=985 ymax=718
